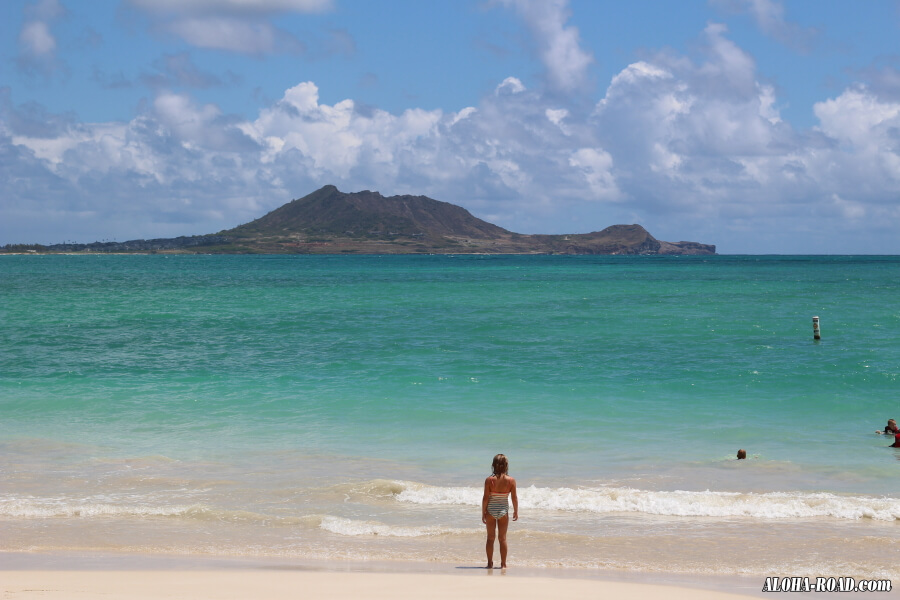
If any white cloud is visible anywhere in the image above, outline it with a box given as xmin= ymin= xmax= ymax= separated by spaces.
xmin=746 ymin=0 xmax=788 ymax=35
xmin=154 ymin=93 xmax=218 ymax=144
xmin=711 ymin=0 xmax=816 ymax=50
xmin=831 ymin=194 xmax=865 ymax=220
xmin=545 ymin=108 xmax=569 ymax=134
xmin=16 ymin=0 xmax=66 ymax=74
xmin=569 ymin=148 xmax=619 ymax=200
xmin=810 ymin=87 xmax=900 ymax=203
xmin=4 ymin=24 xmax=900 ymax=252
xmin=498 ymin=0 xmax=594 ymax=93
xmin=606 ymin=61 xmax=671 ymax=89
xmin=757 ymin=83 xmax=781 ymax=124
xmin=449 ymin=107 xmax=477 ymax=127
xmin=128 ymin=0 xmax=332 ymax=16
xmin=583 ymin=22 xmax=900 ymax=248
xmin=19 ymin=21 xmax=56 ymax=57
xmin=130 ymin=0 xmax=330 ymax=54
xmin=814 ymin=88 xmax=900 ymax=148
xmin=165 ymin=17 xmax=302 ymax=55
xmin=496 ymin=77 xmax=526 ymax=95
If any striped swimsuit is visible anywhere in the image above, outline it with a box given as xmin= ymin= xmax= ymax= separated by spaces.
xmin=486 ymin=478 xmax=510 ymax=519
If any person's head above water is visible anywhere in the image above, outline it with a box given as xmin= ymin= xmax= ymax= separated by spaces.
xmin=492 ymin=454 xmax=509 ymax=476
xmin=737 ymin=449 xmax=747 ymax=460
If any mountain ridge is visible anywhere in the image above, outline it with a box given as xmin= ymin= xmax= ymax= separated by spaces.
xmin=2 ymin=185 xmax=715 ymax=255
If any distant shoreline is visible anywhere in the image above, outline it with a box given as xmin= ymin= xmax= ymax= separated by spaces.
xmin=0 ymin=187 xmax=716 ymax=256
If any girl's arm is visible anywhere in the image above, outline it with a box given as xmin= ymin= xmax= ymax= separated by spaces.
xmin=481 ymin=478 xmax=491 ymax=523
xmin=510 ymin=478 xmax=519 ymax=521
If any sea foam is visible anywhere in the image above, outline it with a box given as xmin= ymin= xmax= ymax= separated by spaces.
xmin=0 ymin=496 xmax=317 ymax=526
xmin=318 ymin=516 xmax=478 ymax=537
xmin=391 ymin=481 xmax=900 ymax=521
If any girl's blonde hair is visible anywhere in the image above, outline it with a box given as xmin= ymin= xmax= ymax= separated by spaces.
xmin=491 ymin=454 xmax=509 ymax=477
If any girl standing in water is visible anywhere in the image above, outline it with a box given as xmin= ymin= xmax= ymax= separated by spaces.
xmin=482 ymin=453 xmax=518 ymax=569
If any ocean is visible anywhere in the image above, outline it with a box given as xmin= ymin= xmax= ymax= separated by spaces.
xmin=1 ymin=254 xmax=898 ymax=577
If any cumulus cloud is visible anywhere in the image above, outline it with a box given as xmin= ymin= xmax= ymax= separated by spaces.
xmin=496 ymin=76 xmax=526 ymax=95
xmin=588 ymin=23 xmax=900 ymax=248
xmin=1 ymin=90 xmax=269 ymax=242
xmin=811 ymin=87 xmax=900 ymax=209
xmin=3 ymin=24 xmax=900 ymax=252
xmin=569 ymin=148 xmax=619 ymax=201
xmin=0 ymin=88 xmax=76 ymax=138
xmin=590 ymin=23 xmax=807 ymax=232
xmin=16 ymin=0 xmax=66 ymax=75
xmin=497 ymin=0 xmax=594 ymax=93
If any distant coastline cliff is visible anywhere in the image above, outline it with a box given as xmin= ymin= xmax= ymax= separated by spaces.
xmin=2 ymin=185 xmax=715 ymax=255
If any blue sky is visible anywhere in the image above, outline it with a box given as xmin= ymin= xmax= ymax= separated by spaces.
xmin=2 ymin=0 xmax=900 ymax=253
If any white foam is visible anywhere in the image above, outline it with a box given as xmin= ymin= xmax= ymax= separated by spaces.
xmin=318 ymin=516 xmax=478 ymax=537
xmin=0 ymin=496 xmax=200 ymax=518
xmin=0 ymin=496 xmax=318 ymax=526
xmin=391 ymin=482 xmax=900 ymax=521
xmin=396 ymin=484 xmax=482 ymax=507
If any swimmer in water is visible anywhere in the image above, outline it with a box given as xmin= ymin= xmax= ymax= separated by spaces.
xmin=876 ymin=418 xmax=897 ymax=434
xmin=737 ymin=449 xmax=747 ymax=459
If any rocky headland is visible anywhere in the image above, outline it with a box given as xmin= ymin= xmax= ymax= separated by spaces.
xmin=3 ymin=185 xmax=715 ymax=255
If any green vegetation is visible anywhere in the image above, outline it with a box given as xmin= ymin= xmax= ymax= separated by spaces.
xmin=1 ymin=244 xmax=48 ymax=252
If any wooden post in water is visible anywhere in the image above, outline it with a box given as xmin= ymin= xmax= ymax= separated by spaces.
xmin=812 ymin=316 xmax=821 ymax=341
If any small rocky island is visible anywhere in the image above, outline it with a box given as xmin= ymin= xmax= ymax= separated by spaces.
xmin=3 ymin=185 xmax=715 ymax=255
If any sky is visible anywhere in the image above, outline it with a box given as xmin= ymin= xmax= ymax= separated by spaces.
xmin=2 ymin=1 xmax=900 ymax=253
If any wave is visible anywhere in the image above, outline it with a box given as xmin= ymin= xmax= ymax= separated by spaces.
xmin=0 ymin=496 xmax=317 ymax=526
xmin=6 ymin=481 xmax=898 ymax=524
xmin=384 ymin=481 xmax=900 ymax=521
xmin=318 ymin=516 xmax=479 ymax=537
xmin=0 ymin=497 xmax=195 ymax=519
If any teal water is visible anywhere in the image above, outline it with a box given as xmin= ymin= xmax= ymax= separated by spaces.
xmin=1 ymin=255 xmax=898 ymax=575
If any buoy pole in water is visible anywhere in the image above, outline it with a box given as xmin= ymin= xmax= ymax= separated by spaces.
xmin=812 ymin=316 xmax=821 ymax=341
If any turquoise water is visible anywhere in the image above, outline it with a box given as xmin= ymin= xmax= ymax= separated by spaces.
xmin=1 ymin=255 xmax=898 ymax=575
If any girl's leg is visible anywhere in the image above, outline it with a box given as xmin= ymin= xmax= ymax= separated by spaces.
xmin=497 ymin=515 xmax=510 ymax=567
xmin=485 ymin=515 xmax=497 ymax=568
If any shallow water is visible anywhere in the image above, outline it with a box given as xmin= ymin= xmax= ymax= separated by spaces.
xmin=1 ymin=254 xmax=898 ymax=576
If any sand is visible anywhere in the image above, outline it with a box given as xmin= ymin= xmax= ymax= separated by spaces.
xmin=0 ymin=569 xmax=761 ymax=600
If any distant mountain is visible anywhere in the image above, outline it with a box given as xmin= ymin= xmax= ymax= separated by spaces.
xmin=218 ymin=186 xmax=714 ymax=255
xmin=3 ymin=185 xmax=715 ymax=255
xmin=227 ymin=184 xmax=508 ymax=241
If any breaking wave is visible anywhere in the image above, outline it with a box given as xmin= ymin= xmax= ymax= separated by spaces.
xmin=384 ymin=481 xmax=900 ymax=521
xmin=0 ymin=496 xmax=318 ymax=526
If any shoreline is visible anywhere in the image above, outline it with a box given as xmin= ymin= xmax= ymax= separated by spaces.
xmin=3 ymin=551 xmax=888 ymax=600
xmin=0 ymin=551 xmax=766 ymax=599
xmin=0 ymin=571 xmax=758 ymax=600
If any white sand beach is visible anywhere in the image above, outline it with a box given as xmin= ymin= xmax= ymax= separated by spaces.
xmin=1 ymin=569 xmax=763 ymax=600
